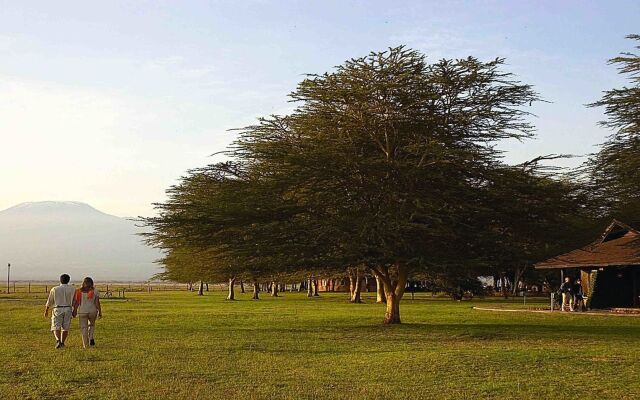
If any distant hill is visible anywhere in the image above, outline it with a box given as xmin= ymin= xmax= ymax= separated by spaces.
xmin=0 ymin=201 xmax=162 ymax=281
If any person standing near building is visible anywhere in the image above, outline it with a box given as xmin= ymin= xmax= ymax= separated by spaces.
xmin=44 ymin=274 xmax=76 ymax=349
xmin=558 ymin=276 xmax=574 ymax=312
xmin=72 ymin=277 xmax=102 ymax=348
xmin=573 ymin=278 xmax=585 ymax=312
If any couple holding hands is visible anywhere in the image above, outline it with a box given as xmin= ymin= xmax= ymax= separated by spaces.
xmin=43 ymin=274 xmax=103 ymax=349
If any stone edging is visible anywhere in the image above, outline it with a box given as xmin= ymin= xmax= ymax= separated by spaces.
xmin=472 ymin=306 xmax=640 ymax=317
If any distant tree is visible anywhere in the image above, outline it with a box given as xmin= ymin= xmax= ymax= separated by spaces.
xmin=347 ymin=266 xmax=367 ymax=304
xmin=584 ymin=34 xmax=640 ymax=226
xmin=590 ymin=34 xmax=640 ymax=138
xmin=142 ymin=159 xmax=326 ymax=301
xmin=478 ymin=159 xmax=595 ymax=294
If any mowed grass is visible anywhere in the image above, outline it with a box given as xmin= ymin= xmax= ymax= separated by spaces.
xmin=3 ymin=290 xmax=640 ymax=400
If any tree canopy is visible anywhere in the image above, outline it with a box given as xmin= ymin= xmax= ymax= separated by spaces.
xmin=584 ymin=34 xmax=640 ymax=226
xmin=143 ymin=46 xmax=589 ymax=324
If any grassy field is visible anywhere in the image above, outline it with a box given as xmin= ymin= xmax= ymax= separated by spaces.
xmin=3 ymin=289 xmax=640 ymax=400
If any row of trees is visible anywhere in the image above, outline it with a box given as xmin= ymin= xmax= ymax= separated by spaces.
xmin=143 ymin=36 xmax=639 ymax=324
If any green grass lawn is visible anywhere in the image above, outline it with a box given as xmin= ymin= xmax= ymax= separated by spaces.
xmin=3 ymin=290 xmax=640 ymax=399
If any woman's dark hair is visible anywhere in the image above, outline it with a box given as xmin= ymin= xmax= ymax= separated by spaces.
xmin=81 ymin=277 xmax=94 ymax=292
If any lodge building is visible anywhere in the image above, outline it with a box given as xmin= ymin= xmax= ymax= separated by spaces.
xmin=535 ymin=220 xmax=640 ymax=309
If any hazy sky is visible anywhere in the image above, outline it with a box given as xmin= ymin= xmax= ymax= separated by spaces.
xmin=1 ymin=1 xmax=638 ymax=217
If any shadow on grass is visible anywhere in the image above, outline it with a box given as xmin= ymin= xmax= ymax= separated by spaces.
xmin=225 ymin=321 xmax=640 ymax=345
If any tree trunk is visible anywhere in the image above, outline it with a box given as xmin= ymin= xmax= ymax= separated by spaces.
xmin=252 ymin=279 xmax=259 ymax=300
xmin=205 ymin=282 xmax=209 ymax=292
xmin=307 ymin=278 xmax=314 ymax=297
xmin=512 ymin=265 xmax=528 ymax=295
xmin=375 ymin=275 xmax=386 ymax=304
xmin=351 ymin=272 xmax=363 ymax=303
xmin=240 ymin=280 xmax=245 ymax=294
xmin=348 ymin=269 xmax=363 ymax=303
xmin=372 ymin=263 xmax=408 ymax=324
xmin=227 ymin=277 xmax=236 ymax=300
xmin=198 ymin=280 xmax=204 ymax=296
xmin=349 ymin=274 xmax=355 ymax=299
xmin=298 ymin=281 xmax=305 ymax=292
xmin=271 ymin=281 xmax=279 ymax=297
xmin=384 ymin=292 xmax=401 ymax=324
xmin=313 ymin=279 xmax=319 ymax=296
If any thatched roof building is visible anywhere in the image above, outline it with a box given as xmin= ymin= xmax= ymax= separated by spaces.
xmin=535 ymin=220 xmax=640 ymax=308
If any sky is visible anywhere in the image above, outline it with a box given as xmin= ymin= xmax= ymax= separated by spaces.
xmin=0 ymin=0 xmax=638 ymax=217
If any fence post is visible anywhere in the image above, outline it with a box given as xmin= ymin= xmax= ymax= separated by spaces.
xmin=28 ymin=282 xmax=31 ymax=293
xmin=550 ymin=293 xmax=555 ymax=312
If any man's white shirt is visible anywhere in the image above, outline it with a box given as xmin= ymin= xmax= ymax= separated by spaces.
xmin=46 ymin=283 xmax=75 ymax=308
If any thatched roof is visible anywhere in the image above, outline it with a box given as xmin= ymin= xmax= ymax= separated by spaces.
xmin=535 ymin=220 xmax=640 ymax=270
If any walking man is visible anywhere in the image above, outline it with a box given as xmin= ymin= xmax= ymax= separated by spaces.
xmin=558 ymin=276 xmax=574 ymax=312
xmin=44 ymin=274 xmax=75 ymax=349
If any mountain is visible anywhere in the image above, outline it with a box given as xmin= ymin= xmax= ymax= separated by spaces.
xmin=0 ymin=201 xmax=162 ymax=281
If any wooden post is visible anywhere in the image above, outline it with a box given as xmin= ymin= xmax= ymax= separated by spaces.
xmin=28 ymin=282 xmax=31 ymax=293
xmin=45 ymin=285 xmax=48 ymax=293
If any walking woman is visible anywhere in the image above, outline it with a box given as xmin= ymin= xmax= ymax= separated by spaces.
xmin=72 ymin=277 xmax=102 ymax=348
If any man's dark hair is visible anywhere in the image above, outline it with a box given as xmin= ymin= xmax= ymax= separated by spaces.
xmin=60 ymin=274 xmax=70 ymax=284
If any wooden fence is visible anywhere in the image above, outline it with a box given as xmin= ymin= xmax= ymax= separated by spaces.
xmin=0 ymin=282 xmax=210 ymax=295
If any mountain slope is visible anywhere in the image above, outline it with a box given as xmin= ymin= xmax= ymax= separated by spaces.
xmin=0 ymin=201 xmax=162 ymax=280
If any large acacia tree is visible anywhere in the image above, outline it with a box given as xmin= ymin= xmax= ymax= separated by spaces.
xmin=145 ymin=46 xmax=549 ymax=324
xmin=238 ymin=48 xmax=541 ymax=323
